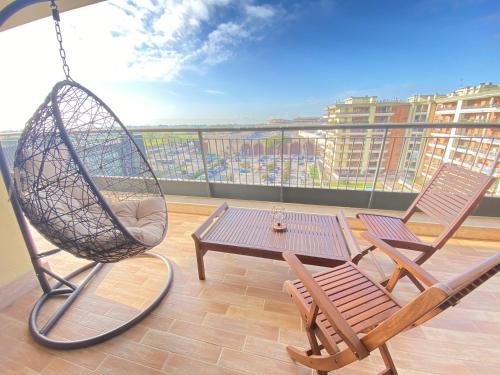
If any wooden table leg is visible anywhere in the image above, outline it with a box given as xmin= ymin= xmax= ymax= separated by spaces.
xmin=195 ymin=245 xmax=206 ymax=280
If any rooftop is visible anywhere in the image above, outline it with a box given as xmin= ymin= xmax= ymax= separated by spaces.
xmin=1 ymin=202 xmax=499 ymax=375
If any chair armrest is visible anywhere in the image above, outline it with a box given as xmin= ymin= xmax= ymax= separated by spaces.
xmin=337 ymin=210 xmax=361 ymax=260
xmin=443 ymin=252 xmax=500 ymax=293
xmin=361 ymin=232 xmax=439 ymax=288
xmin=283 ymin=252 xmax=369 ymax=359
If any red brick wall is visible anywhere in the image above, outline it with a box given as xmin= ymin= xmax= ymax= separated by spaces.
xmin=384 ymin=104 xmax=410 ymax=172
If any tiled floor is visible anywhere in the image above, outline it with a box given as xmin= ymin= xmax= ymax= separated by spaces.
xmin=0 ymin=212 xmax=499 ymax=374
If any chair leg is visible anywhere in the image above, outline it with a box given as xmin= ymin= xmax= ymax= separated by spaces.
xmin=305 ymin=330 xmax=329 ymax=375
xmin=378 ymin=343 xmax=398 ymax=375
xmin=306 ymin=329 xmax=322 ymax=355
xmin=406 ymin=271 xmax=425 ymax=292
xmin=287 ymin=346 xmax=330 ymax=375
xmin=385 ymin=267 xmax=403 ymax=293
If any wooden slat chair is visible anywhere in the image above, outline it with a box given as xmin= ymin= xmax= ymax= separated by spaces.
xmin=356 ymin=163 xmax=495 ymax=290
xmin=283 ymin=234 xmax=499 ymax=375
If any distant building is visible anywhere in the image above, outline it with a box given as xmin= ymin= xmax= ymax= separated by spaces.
xmin=292 ymin=116 xmax=323 ymax=124
xmin=419 ymin=83 xmax=500 ymax=191
xmin=268 ymin=118 xmax=292 ymax=124
xmin=320 ymin=85 xmax=499 ymax=190
xmin=268 ymin=117 xmax=323 ymax=126
xmin=398 ymin=94 xmax=446 ymax=187
xmin=433 ymin=83 xmax=500 ymax=124
xmin=321 ymin=96 xmax=410 ymax=183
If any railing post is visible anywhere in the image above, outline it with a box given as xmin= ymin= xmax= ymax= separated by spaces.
xmin=489 ymin=150 xmax=500 ymax=177
xmin=368 ymin=127 xmax=388 ymax=209
xmin=280 ymin=129 xmax=285 ymax=202
xmin=198 ymin=131 xmax=212 ymax=197
xmin=488 ymin=150 xmax=500 ymax=196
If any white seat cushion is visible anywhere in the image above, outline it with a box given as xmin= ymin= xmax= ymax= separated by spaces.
xmin=112 ymin=197 xmax=166 ymax=245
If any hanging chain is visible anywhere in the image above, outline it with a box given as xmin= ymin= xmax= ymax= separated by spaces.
xmin=50 ymin=0 xmax=72 ymax=81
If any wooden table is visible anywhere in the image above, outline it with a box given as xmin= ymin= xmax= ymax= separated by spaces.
xmin=192 ymin=203 xmax=362 ymax=280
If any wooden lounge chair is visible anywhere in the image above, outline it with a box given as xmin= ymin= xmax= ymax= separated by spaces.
xmin=356 ymin=163 xmax=495 ymax=290
xmin=283 ymin=233 xmax=499 ymax=375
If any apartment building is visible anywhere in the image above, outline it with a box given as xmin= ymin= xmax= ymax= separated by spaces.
xmin=419 ymin=83 xmax=500 ymax=191
xmin=395 ymin=94 xmax=445 ymax=186
xmin=321 ymin=96 xmax=410 ymax=185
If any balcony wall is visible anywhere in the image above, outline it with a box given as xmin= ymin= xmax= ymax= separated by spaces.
xmin=0 ymin=173 xmax=33 ymax=308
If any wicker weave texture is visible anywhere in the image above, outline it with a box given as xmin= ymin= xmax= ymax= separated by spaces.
xmin=13 ymin=81 xmax=166 ymax=263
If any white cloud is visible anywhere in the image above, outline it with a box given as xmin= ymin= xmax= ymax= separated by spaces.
xmin=2 ymin=0 xmax=279 ymax=84
xmin=0 ymin=0 xmax=280 ymax=130
xmin=245 ymin=4 xmax=275 ymax=19
xmin=204 ymin=89 xmax=225 ymax=95
xmin=197 ymin=22 xmax=250 ymax=65
xmin=90 ymin=0 xmax=279 ymax=81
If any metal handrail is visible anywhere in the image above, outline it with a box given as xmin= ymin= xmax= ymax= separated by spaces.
xmin=2 ymin=122 xmax=500 ymax=136
xmin=127 ymin=122 xmax=500 ymax=133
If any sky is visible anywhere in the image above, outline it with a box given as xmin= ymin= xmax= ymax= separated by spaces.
xmin=0 ymin=0 xmax=499 ymax=130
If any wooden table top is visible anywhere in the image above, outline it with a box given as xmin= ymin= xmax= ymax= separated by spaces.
xmin=199 ymin=206 xmax=354 ymax=264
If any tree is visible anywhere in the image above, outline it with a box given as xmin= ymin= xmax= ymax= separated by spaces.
xmin=282 ymin=160 xmax=291 ymax=182
xmin=309 ymin=164 xmax=320 ymax=181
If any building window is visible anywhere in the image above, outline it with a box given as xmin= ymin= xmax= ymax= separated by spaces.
xmin=376 ymin=106 xmax=392 ymax=113
xmin=416 ymin=104 xmax=428 ymax=112
xmin=414 ymin=114 xmax=427 ymax=122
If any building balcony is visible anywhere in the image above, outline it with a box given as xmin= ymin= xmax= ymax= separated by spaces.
xmin=329 ymin=107 xmax=370 ymax=114
xmin=459 ymin=118 xmax=500 ymax=124
xmin=435 ymin=106 xmax=457 ymax=113
xmin=1 ymin=122 xmax=500 ymax=375
xmin=460 ymin=107 xmax=500 ymax=114
xmin=330 ymin=111 xmax=370 ymax=116
xmin=462 ymin=101 xmax=500 ymax=109
xmin=2 ymin=0 xmax=500 ymax=373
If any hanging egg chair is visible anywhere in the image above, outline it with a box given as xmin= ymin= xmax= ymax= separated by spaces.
xmin=14 ymin=80 xmax=168 ymax=263
xmin=0 ymin=0 xmax=173 ymax=350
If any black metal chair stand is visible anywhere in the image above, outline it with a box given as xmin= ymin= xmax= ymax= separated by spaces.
xmin=29 ymin=254 xmax=172 ymax=349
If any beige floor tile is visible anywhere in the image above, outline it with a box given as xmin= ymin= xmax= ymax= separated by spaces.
xmin=219 ymin=348 xmax=310 ymax=375
xmin=162 ymin=354 xmax=244 ymax=375
xmin=169 ymin=320 xmax=246 ymax=350
xmin=203 ymin=312 xmax=280 ymax=341
xmin=96 ymin=337 xmax=169 ymax=370
xmin=41 ymin=357 xmax=94 ymax=375
xmin=142 ymin=330 xmax=222 ymax=364
xmin=97 ymin=355 xmax=165 ymax=375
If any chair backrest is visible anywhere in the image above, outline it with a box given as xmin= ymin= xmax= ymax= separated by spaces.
xmin=362 ymin=252 xmax=500 ymax=351
xmin=404 ymin=163 xmax=495 ymax=249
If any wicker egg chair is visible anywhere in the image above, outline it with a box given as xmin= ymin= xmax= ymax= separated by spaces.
xmin=14 ymin=80 xmax=167 ymax=263
xmin=0 ymin=80 xmax=173 ymax=350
